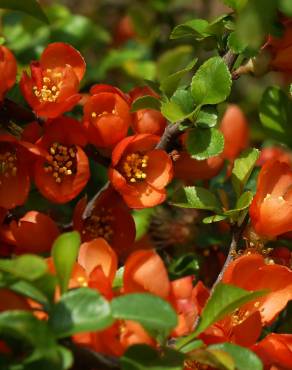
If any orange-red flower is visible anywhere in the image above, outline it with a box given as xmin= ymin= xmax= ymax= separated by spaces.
xmin=113 ymin=15 xmax=136 ymax=46
xmin=123 ymin=249 xmax=208 ymax=336
xmin=9 ymin=211 xmax=60 ymax=254
xmin=252 ymin=334 xmax=292 ymax=370
xmin=129 ymin=86 xmax=167 ymax=136
xmin=73 ymin=185 xmax=136 ymax=258
xmin=0 ymin=46 xmax=17 ymax=101
xmin=34 ymin=116 xmax=90 ymax=203
xmin=201 ymin=253 xmax=292 ymax=347
xmin=0 ymin=134 xmax=42 ymax=209
xmin=257 ymin=146 xmax=292 ymax=167
xmin=264 ymin=18 xmax=292 ymax=73
xmin=220 ymin=104 xmax=249 ymax=162
xmin=109 ymin=134 xmax=173 ymax=208
xmin=250 ymin=160 xmax=292 ymax=238
xmin=83 ymin=84 xmax=131 ymax=149
xmin=20 ymin=42 xmax=85 ymax=118
xmin=174 ymin=151 xmax=224 ymax=183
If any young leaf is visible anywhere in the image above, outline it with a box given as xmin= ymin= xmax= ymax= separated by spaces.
xmin=186 ymin=127 xmax=224 ymax=160
xmin=52 ymin=231 xmax=80 ymax=294
xmin=0 ymin=0 xmax=49 ymax=24
xmin=191 ymin=57 xmax=232 ymax=105
xmin=189 ymin=348 xmax=235 ymax=370
xmin=172 ymin=186 xmax=221 ymax=211
xmin=121 ymin=345 xmax=185 ymax=370
xmin=49 ymin=287 xmax=113 ymax=338
xmin=170 ymin=19 xmax=210 ymax=40
xmin=157 ymin=46 xmax=193 ymax=82
xmin=177 ymin=283 xmax=267 ymax=349
xmin=196 ymin=106 xmax=218 ymax=128
xmin=111 ymin=293 xmax=177 ymax=338
xmin=133 ymin=208 xmax=155 ymax=240
xmin=194 ymin=283 xmax=267 ymax=336
xmin=231 ymin=148 xmax=259 ymax=197
xmin=131 ymin=95 xmax=161 ymax=112
xmin=203 ymin=214 xmax=227 ymax=224
xmin=160 ymin=58 xmax=197 ymax=98
xmin=161 ymin=89 xmax=195 ymax=122
xmin=0 ymin=255 xmax=47 ymax=281
xmin=224 ymin=191 xmax=254 ymax=216
xmin=209 ymin=343 xmax=263 ymax=370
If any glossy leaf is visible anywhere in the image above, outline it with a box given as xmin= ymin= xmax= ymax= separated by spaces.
xmin=170 ymin=19 xmax=210 ymax=40
xmin=194 ymin=283 xmax=267 ymax=336
xmin=121 ymin=345 xmax=185 ymax=370
xmin=186 ymin=127 xmax=224 ymax=160
xmin=191 ymin=57 xmax=231 ymax=105
xmin=0 ymin=255 xmax=47 ymax=281
xmin=160 ymin=58 xmax=197 ymax=98
xmin=172 ymin=186 xmax=221 ymax=211
xmin=224 ymin=191 xmax=254 ymax=216
xmin=210 ymin=343 xmax=263 ymax=370
xmin=161 ymin=89 xmax=195 ymax=122
xmin=196 ymin=106 xmax=218 ymax=128
xmin=131 ymin=95 xmax=161 ymax=112
xmin=111 ymin=293 xmax=177 ymax=338
xmin=231 ymin=148 xmax=259 ymax=197
xmin=52 ymin=231 xmax=80 ymax=294
xmin=189 ymin=348 xmax=235 ymax=370
xmin=49 ymin=287 xmax=113 ymax=338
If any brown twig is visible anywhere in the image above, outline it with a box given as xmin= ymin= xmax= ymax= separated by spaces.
xmin=210 ymin=216 xmax=249 ymax=294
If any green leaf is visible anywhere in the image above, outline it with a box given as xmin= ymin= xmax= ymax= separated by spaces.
xmin=280 ymin=0 xmax=292 ymax=16
xmin=161 ymin=89 xmax=195 ymax=122
xmin=157 ymin=46 xmax=194 ymax=82
xmin=186 ymin=127 xmax=224 ymax=160
xmin=0 ymin=310 xmax=66 ymax=368
xmin=121 ymin=345 xmax=185 ymax=370
xmin=170 ymin=19 xmax=210 ymax=40
xmin=209 ymin=343 xmax=263 ymax=370
xmin=227 ymin=32 xmax=249 ymax=54
xmin=0 ymin=0 xmax=49 ymax=24
xmin=189 ymin=348 xmax=235 ymax=370
xmin=111 ymin=293 xmax=177 ymax=338
xmin=168 ymin=253 xmax=200 ymax=280
xmin=202 ymin=215 xmax=227 ymax=224
xmin=235 ymin=0 xmax=278 ymax=50
xmin=223 ymin=0 xmax=247 ymax=11
xmin=195 ymin=283 xmax=267 ymax=336
xmin=179 ymin=339 xmax=204 ymax=354
xmin=0 ymin=255 xmax=47 ymax=281
xmin=196 ymin=106 xmax=218 ymax=128
xmin=224 ymin=191 xmax=253 ymax=216
xmin=231 ymin=148 xmax=260 ymax=197
xmin=52 ymin=231 xmax=80 ymax=294
xmin=49 ymin=287 xmax=113 ymax=338
xmin=9 ymin=280 xmax=49 ymax=307
xmin=131 ymin=95 xmax=161 ymax=112
xmin=177 ymin=283 xmax=267 ymax=350
xmin=133 ymin=208 xmax=155 ymax=240
xmin=259 ymin=86 xmax=292 ymax=146
xmin=191 ymin=57 xmax=231 ymax=105
xmin=172 ymin=186 xmax=221 ymax=211
xmin=160 ymin=58 xmax=197 ymax=98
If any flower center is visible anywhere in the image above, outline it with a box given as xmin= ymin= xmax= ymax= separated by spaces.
xmin=122 ymin=153 xmax=148 ymax=183
xmin=231 ymin=308 xmax=250 ymax=326
xmin=82 ymin=208 xmax=115 ymax=243
xmin=44 ymin=142 xmax=77 ymax=183
xmin=0 ymin=151 xmax=18 ymax=179
xmin=33 ymin=69 xmax=62 ymax=103
xmin=91 ymin=109 xmax=117 ymax=119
